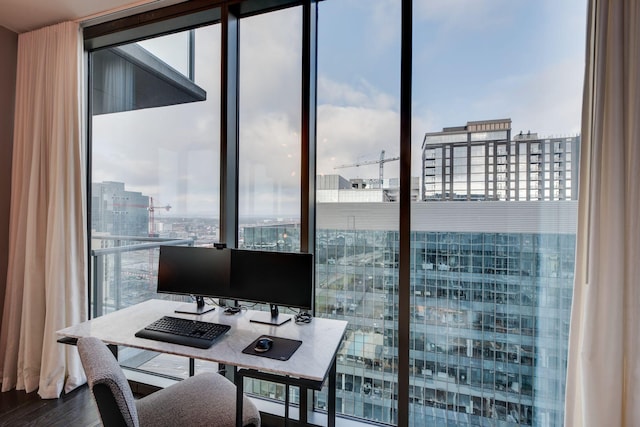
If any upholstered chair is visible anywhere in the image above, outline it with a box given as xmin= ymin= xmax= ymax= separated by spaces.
xmin=77 ymin=336 xmax=261 ymax=427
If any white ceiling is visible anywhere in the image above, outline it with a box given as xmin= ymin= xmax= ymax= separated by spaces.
xmin=0 ymin=0 xmax=178 ymax=34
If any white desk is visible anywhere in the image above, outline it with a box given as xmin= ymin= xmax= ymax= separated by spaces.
xmin=57 ymin=299 xmax=348 ymax=427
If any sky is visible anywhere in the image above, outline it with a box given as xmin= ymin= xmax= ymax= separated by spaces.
xmin=92 ymin=0 xmax=588 ymax=218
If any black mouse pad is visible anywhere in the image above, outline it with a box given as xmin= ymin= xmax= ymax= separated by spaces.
xmin=242 ymin=335 xmax=302 ymax=361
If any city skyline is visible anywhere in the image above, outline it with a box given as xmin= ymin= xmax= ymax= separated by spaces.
xmin=91 ymin=0 xmax=586 ymax=217
xmin=87 ymin=2 xmax=586 ymax=426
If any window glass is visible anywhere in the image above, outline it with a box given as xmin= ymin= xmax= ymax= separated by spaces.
xmin=238 ymin=7 xmax=302 ymax=251
xmin=90 ymin=24 xmax=221 ymax=377
xmin=411 ymin=1 xmax=585 ymax=425
xmin=138 ymin=31 xmax=192 ymax=77
xmin=87 ymin=0 xmax=587 ymax=424
xmin=91 ymin=26 xmax=221 ymax=313
xmin=317 ymin=0 xmax=400 ymax=423
xmin=236 ymin=5 xmax=304 ymax=407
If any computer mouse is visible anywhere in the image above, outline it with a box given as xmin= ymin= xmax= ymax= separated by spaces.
xmin=254 ymin=337 xmax=273 ymax=352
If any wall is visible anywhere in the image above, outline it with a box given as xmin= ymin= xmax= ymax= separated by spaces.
xmin=0 ymin=25 xmax=17 ymax=326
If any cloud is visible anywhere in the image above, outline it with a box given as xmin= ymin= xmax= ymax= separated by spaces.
xmin=319 ymin=76 xmax=396 ymax=110
xmin=316 ymin=71 xmax=401 ymax=180
xmin=239 ymin=8 xmax=302 ymax=121
xmin=414 ymin=0 xmax=517 ymax=30
xmin=237 ymin=113 xmax=302 ymax=218
xmin=368 ymin=0 xmax=401 ymax=53
xmin=91 ymin=1 xmax=585 ymax=218
xmin=92 ymin=103 xmax=222 ymax=216
xmin=470 ymin=58 xmax=584 ymax=136
xmin=238 ymin=112 xmax=301 ymax=188
xmin=92 ymin=11 xmax=306 ymax=217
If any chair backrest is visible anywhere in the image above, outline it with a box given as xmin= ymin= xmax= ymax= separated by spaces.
xmin=77 ymin=337 xmax=140 ymax=427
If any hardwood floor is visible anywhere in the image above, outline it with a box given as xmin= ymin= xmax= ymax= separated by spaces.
xmin=0 ymin=380 xmax=279 ymax=427
xmin=0 ymin=385 xmax=101 ymax=426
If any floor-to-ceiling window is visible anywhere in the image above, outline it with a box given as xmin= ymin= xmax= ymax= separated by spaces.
xmin=90 ymin=26 xmax=221 ymax=315
xmin=86 ymin=0 xmax=586 ymax=425
xmin=236 ymin=5 xmax=305 ymax=406
xmin=409 ymin=1 xmax=585 ymax=425
xmin=86 ymin=0 xmax=315 ymax=398
xmin=238 ymin=7 xmax=302 ymax=244
xmin=89 ymin=23 xmax=223 ymax=377
xmin=316 ymin=0 xmax=401 ymax=423
xmin=314 ymin=0 xmax=585 ymax=426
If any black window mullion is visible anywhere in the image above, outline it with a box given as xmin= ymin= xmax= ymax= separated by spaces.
xmin=398 ymin=0 xmax=412 ymax=426
xmin=220 ymin=4 xmax=240 ymax=248
xmin=301 ymin=0 xmax=317 ymax=258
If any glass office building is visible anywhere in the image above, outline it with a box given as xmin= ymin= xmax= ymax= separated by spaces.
xmin=242 ymin=200 xmax=576 ymax=426
xmin=92 ymin=196 xmax=575 ymax=426
xmin=92 ymin=181 xmax=150 ymax=237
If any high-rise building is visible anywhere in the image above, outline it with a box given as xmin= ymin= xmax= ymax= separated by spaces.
xmin=241 ymin=199 xmax=575 ymax=426
xmin=422 ymin=119 xmax=580 ymax=202
xmin=241 ymin=116 xmax=579 ymax=425
xmin=91 ymin=181 xmax=150 ymax=237
xmin=315 ymin=201 xmax=575 ymax=426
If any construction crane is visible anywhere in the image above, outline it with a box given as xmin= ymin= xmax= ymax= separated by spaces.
xmin=148 ymin=197 xmax=171 ymax=237
xmin=334 ymin=150 xmax=400 ymax=184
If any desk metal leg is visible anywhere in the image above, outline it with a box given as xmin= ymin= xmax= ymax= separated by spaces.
xmin=328 ymin=358 xmax=337 ymax=427
xmin=236 ymin=370 xmax=244 ymax=427
xmin=235 ymin=368 xmax=336 ymax=427
xmin=107 ymin=344 xmax=118 ymax=359
xmin=285 ymin=384 xmax=290 ymax=427
xmin=300 ymin=385 xmax=307 ymax=425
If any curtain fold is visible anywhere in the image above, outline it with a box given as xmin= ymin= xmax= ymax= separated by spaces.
xmin=0 ymin=21 xmax=87 ymax=399
xmin=565 ymin=0 xmax=640 ymax=425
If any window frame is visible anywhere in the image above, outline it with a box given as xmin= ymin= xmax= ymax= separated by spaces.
xmin=84 ymin=0 xmax=411 ymax=424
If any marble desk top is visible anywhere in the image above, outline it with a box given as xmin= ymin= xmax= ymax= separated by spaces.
xmin=57 ymin=299 xmax=348 ymax=384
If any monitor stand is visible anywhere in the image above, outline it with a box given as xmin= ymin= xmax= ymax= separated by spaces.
xmin=174 ymin=296 xmax=215 ymax=315
xmin=250 ymin=304 xmax=292 ymax=326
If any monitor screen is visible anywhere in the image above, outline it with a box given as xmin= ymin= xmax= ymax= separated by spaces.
xmin=230 ymin=249 xmax=313 ymax=310
xmin=157 ymin=245 xmax=231 ymax=298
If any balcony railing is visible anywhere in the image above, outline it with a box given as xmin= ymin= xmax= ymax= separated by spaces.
xmin=91 ymin=235 xmax=194 ymax=318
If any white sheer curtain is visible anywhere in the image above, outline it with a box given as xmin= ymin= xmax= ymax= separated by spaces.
xmin=565 ymin=0 xmax=640 ymax=425
xmin=0 ymin=21 xmax=87 ymax=399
